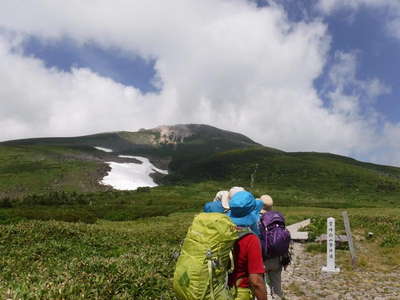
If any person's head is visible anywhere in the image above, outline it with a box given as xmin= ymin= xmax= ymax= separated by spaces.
xmin=228 ymin=191 xmax=263 ymax=227
xmin=213 ymin=190 xmax=230 ymax=209
xmin=260 ymin=194 xmax=273 ymax=213
xmin=203 ymin=201 xmax=225 ymax=213
xmin=228 ymin=186 xmax=244 ymax=200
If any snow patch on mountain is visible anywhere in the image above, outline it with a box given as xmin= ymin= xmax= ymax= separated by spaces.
xmin=100 ymin=155 xmax=168 ymax=190
xmin=94 ymin=146 xmax=113 ymax=153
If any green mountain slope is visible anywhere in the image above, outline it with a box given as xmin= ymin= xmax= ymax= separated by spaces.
xmin=3 ymin=124 xmax=259 ymax=154
xmin=1 ymin=123 xmax=399 ymax=207
xmin=0 ymin=125 xmax=399 ymax=299
xmin=165 ymin=148 xmax=400 ymax=207
xmin=0 ymin=144 xmax=109 ymax=198
xmin=0 ymin=124 xmax=261 ymax=197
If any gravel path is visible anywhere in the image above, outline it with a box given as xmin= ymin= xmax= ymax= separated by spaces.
xmin=280 ymin=242 xmax=400 ymax=300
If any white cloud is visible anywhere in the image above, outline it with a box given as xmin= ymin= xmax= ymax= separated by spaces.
xmin=386 ymin=17 xmax=400 ymax=40
xmin=317 ymin=0 xmax=385 ymax=14
xmin=0 ymin=0 xmax=398 ymax=166
xmin=325 ymin=51 xmax=390 ymax=117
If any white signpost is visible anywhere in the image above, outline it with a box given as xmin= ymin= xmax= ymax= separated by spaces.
xmin=322 ymin=217 xmax=340 ymax=273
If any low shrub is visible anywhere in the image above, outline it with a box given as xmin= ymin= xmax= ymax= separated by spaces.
xmin=11 ymin=207 xmax=97 ymax=224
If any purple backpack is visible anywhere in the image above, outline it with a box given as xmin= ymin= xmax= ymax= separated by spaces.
xmin=259 ymin=211 xmax=291 ymax=259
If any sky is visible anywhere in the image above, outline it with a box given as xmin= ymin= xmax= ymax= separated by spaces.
xmin=0 ymin=0 xmax=400 ymax=166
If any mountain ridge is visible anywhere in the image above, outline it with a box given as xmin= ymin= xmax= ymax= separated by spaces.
xmin=0 ymin=123 xmax=399 ymax=207
xmin=1 ymin=123 xmax=260 ymax=147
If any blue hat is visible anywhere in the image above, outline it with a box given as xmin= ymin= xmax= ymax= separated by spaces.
xmin=227 ymin=191 xmax=263 ymax=227
xmin=203 ymin=201 xmax=225 ymax=213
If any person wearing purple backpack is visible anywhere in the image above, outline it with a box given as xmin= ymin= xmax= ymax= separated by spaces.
xmin=259 ymin=195 xmax=291 ymax=300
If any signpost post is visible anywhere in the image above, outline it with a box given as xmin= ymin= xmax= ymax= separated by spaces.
xmin=342 ymin=211 xmax=357 ymax=267
xmin=322 ymin=217 xmax=340 ymax=273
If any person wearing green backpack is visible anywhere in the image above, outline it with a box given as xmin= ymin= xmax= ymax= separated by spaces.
xmin=173 ymin=191 xmax=267 ymax=300
xmin=227 ymin=191 xmax=267 ymax=300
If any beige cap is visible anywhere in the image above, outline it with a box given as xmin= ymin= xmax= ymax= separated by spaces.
xmin=260 ymin=194 xmax=273 ymax=211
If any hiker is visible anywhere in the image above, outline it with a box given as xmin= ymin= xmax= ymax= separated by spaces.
xmin=213 ymin=190 xmax=229 ymax=209
xmin=206 ymin=187 xmax=261 ymax=236
xmin=228 ymin=191 xmax=268 ymax=300
xmin=228 ymin=186 xmax=244 ymax=199
xmin=259 ymin=195 xmax=291 ymax=300
xmin=203 ymin=200 xmax=225 ymax=212
xmin=228 ymin=187 xmax=260 ymax=235
xmin=213 ymin=191 xmax=229 ymax=211
xmin=173 ymin=190 xmax=268 ymax=300
xmin=204 ymin=187 xmax=245 ymax=213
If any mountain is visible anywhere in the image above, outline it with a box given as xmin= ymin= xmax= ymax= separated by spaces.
xmin=3 ymin=124 xmax=258 ymax=148
xmin=167 ymin=147 xmax=400 ymax=207
xmin=0 ymin=123 xmax=399 ymax=207
xmin=0 ymin=124 xmax=261 ymax=197
xmin=0 ymin=125 xmax=398 ymax=300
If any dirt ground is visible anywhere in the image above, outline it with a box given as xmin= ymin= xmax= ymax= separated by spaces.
xmin=279 ymin=242 xmax=400 ymax=300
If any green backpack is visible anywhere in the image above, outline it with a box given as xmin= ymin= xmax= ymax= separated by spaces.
xmin=173 ymin=212 xmax=251 ymax=300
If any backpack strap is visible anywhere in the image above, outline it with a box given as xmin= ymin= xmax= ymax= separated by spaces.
xmin=237 ymin=226 xmax=254 ymax=238
xmin=204 ymin=228 xmax=255 ymax=300
xmin=260 ymin=217 xmax=267 ymax=234
xmin=207 ymin=259 xmax=215 ymax=300
xmin=228 ymin=251 xmax=235 ymax=273
xmin=201 ymin=250 xmax=215 ymax=300
xmin=228 ymin=229 xmax=253 ymax=275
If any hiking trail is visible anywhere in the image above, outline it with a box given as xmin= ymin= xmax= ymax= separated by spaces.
xmin=281 ymin=220 xmax=400 ymax=300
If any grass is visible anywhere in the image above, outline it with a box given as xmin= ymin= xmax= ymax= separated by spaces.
xmin=0 ymin=184 xmax=216 ymax=223
xmin=2 ymin=181 xmax=398 ymax=225
xmin=166 ymin=148 xmax=400 ymax=208
xmin=1 ymin=133 xmax=400 ymax=298
xmin=0 ymin=213 xmax=192 ymax=299
xmin=0 ymin=145 xmax=108 ymax=198
xmin=1 ymin=136 xmax=400 ymax=212
xmin=0 ymin=204 xmax=398 ymax=299
xmin=302 ymin=208 xmax=400 ymax=273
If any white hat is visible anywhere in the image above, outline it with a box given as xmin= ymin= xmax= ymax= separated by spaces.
xmin=229 ymin=187 xmax=245 ymax=200
xmin=213 ymin=190 xmax=230 ymax=209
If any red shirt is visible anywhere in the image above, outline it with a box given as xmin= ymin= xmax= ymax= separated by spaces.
xmin=228 ymin=234 xmax=265 ymax=288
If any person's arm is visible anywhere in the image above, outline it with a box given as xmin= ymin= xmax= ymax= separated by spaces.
xmin=245 ymin=235 xmax=268 ymax=299
xmin=249 ymin=273 xmax=268 ymax=300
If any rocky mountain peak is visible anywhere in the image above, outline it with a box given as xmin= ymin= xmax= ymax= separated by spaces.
xmin=151 ymin=125 xmax=193 ymax=144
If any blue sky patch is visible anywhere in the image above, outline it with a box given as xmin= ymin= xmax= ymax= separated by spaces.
xmin=322 ymin=6 xmax=400 ymax=123
xmin=21 ymin=37 xmax=160 ymax=94
xmin=254 ymin=1 xmax=400 ymax=124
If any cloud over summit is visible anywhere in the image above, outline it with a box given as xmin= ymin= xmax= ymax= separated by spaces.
xmin=0 ymin=0 xmax=399 ymax=166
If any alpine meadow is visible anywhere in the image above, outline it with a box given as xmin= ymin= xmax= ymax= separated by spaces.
xmin=3 ymin=1 xmax=400 ymax=298
xmin=0 ymin=124 xmax=399 ymax=299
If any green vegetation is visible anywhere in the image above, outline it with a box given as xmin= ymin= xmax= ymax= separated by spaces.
xmin=2 ymin=126 xmax=399 ymax=209
xmin=0 ymin=205 xmax=398 ymax=299
xmin=166 ymin=148 xmax=400 ymax=208
xmin=0 ymin=125 xmax=262 ymax=199
xmin=0 ymin=125 xmax=399 ymax=298
xmin=0 ymin=184 xmax=214 ymax=224
xmin=0 ymin=145 xmax=110 ymax=198
xmin=0 ymin=213 xmax=191 ymax=299
xmin=302 ymin=208 xmax=400 ymax=273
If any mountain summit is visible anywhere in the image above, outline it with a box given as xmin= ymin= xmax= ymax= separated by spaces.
xmin=3 ymin=123 xmax=260 ymax=152
xmin=1 ymin=123 xmax=400 ymax=207
xmin=143 ymin=124 xmax=258 ymax=146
